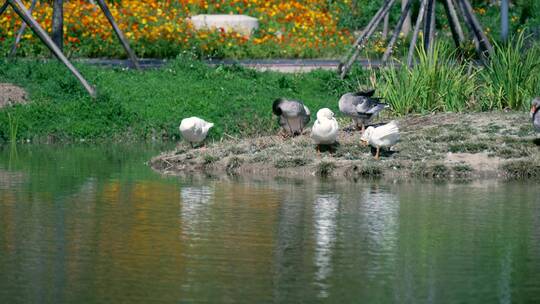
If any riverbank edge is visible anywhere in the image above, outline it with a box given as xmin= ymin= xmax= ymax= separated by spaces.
xmin=149 ymin=112 xmax=540 ymax=181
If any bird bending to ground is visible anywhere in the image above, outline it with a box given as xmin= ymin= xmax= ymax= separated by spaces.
xmin=338 ymin=90 xmax=388 ymax=133
xmin=531 ymin=97 xmax=540 ymax=133
xmin=179 ymin=117 xmax=214 ymax=148
xmin=273 ymin=98 xmax=310 ymax=136
xmin=311 ymin=108 xmax=339 ymax=154
xmin=360 ymin=120 xmax=400 ymax=160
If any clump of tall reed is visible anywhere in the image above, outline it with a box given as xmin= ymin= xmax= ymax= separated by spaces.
xmin=375 ymin=41 xmax=478 ymax=115
xmin=480 ymin=32 xmax=540 ymax=110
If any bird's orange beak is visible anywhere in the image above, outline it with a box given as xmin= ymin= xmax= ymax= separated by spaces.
xmin=360 ymin=139 xmax=368 ymax=146
xmin=531 ymin=105 xmax=537 ymax=115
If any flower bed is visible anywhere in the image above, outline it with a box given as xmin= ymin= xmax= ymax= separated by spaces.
xmin=0 ymin=0 xmax=355 ymax=58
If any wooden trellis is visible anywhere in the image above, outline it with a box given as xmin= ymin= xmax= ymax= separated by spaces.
xmin=0 ymin=0 xmax=141 ymax=98
xmin=338 ymin=0 xmax=493 ymax=79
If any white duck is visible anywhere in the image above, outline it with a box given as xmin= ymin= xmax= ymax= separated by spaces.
xmin=179 ymin=117 xmax=214 ymax=148
xmin=311 ymin=108 xmax=339 ymax=153
xmin=360 ymin=121 xmax=399 ymax=160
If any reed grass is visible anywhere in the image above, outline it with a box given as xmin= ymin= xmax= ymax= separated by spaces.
xmin=480 ymin=32 xmax=540 ymax=110
xmin=7 ymin=112 xmax=18 ymax=145
xmin=376 ymin=41 xmax=478 ymax=115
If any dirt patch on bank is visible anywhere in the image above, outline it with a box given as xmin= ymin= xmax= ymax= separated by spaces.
xmin=0 ymin=83 xmax=28 ymax=108
xmin=150 ymin=112 xmax=540 ymax=180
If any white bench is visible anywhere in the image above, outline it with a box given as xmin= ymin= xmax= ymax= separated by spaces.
xmin=189 ymin=14 xmax=259 ymax=36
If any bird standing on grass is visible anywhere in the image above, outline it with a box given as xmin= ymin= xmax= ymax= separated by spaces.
xmin=179 ymin=117 xmax=214 ymax=148
xmin=360 ymin=121 xmax=400 ymax=160
xmin=531 ymin=97 xmax=540 ymax=133
xmin=273 ymin=98 xmax=310 ymax=137
xmin=338 ymin=90 xmax=388 ymax=133
xmin=311 ymin=108 xmax=339 ymax=154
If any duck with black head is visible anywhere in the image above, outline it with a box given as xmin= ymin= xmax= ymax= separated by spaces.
xmin=272 ymin=98 xmax=311 ymax=137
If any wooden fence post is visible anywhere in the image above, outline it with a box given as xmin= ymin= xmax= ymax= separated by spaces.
xmin=9 ymin=0 xmax=38 ymax=57
xmin=339 ymin=0 xmax=390 ymax=68
xmin=0 ymin=1 xmax=9 ymax=16
xmin=423 ymin=0 xmax=436 ymax=53
xmin=407 ymin=0 xmax=429 ymax=66
xmin=457 ymin=0 xmax=493 ymax=56
xmin=442 ymin=0 xmax=465 ymax=47
xmin=501 ymin=0 xmax=509 ymax=42
xmin=339 ymin=0 xmax=396 ymax=78
xmin=401 ymin=0 xmax=411 ymax=36
xmin=96 ymin=0 xmax=140 ymax=69
xmin=382 ymin=14 xmax=389 ymax=40
xmin=382 ymin=0 xmax=415 ymax=63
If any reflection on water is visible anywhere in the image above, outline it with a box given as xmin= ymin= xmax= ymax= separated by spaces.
xmin=313 ymin=194 xmax=339 ymax=298
xmin=180 ymin=185 xmax=215 ymax=235
xmin=1 ymin=145 xmax=540 ymax=303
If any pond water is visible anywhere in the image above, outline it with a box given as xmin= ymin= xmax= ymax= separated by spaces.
xmin=0 ymin=144 xmax=539 ymax=303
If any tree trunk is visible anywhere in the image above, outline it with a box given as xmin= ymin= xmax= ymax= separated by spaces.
xmin=51 ymin=0 xmax=63 ymax=50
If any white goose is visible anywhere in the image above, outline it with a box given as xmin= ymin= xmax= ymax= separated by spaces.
xmin=311 ymin=108 xmax=339 ymax=153
xmin=360 ymin=121 xmax=399 ymax=160
xmin=179 ymin=117 xmax=214 ymax=148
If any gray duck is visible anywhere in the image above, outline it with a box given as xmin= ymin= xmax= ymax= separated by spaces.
xmin=272 ymin=98 xmax=311 ymax=136
xmin=338 ymin=89 xmax=388 ymax=133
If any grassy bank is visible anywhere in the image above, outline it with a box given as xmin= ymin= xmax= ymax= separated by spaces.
xmin=0 ymin=38 xmax=538 ymax=143
xmin=0 ymin=57 xmax=357 ymax=143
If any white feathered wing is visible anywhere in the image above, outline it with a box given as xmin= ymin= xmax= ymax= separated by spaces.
xmin=179 ymin=117 xmax=214 ymax=144
xmin=361 ymin=121 xmax=399 ymax=148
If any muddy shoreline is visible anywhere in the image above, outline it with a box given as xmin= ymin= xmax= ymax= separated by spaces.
xmin=150 ymin=112 xmax=540 ymax=181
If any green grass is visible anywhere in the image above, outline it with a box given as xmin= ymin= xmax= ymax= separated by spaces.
xmin=0 ymin=56 xmax=357 ymax=143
